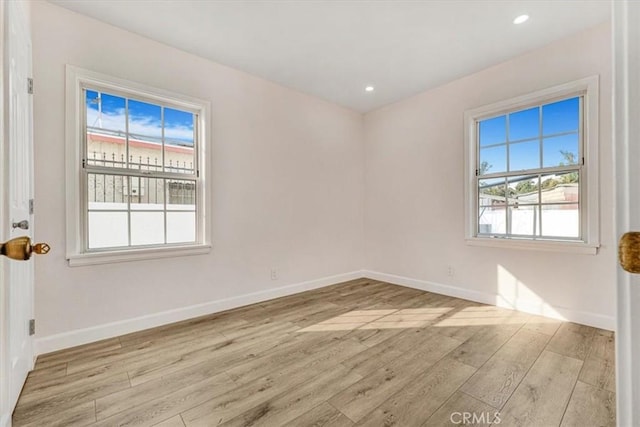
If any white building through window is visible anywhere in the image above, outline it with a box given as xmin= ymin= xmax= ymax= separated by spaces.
xmin=464 ymin=77 xmax=599 ymax=254
xmin=66 ymin=66 xmax=211 ymax=265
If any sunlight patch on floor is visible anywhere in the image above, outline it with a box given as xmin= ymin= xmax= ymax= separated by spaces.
xmin=298 ymin=307 xmax=453 ymax=332
xmin=433 ymin=305 xmax=531 ymax=327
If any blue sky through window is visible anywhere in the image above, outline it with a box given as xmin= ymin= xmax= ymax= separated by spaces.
xmin=85 ymin=89 xmax=194 ymax=146
xmin=479 ymin=96 xmax=579 ymax=174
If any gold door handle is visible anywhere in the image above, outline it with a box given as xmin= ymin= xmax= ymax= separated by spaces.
xmin=0 ymin=236 xmax=50 ymax=261
xmin=619 ymin=232 xmax=640 ymax=273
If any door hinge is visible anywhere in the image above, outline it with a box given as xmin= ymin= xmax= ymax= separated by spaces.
xmin=29 ymin=199 xmax=34 ymax=215
xmin=27 ymin=78 xmax=33 ymax=95
xmin=29 ymin=319 xmax=35 ymax=336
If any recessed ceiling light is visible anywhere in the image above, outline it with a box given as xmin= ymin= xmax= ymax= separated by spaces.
xmin=365 ymin=86 xmax=375 ymax=92
xmin=513 ymin=14 xmax=529 ymax=25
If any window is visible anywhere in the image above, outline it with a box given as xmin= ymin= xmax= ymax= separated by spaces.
xmin=66 ymin=66 xmax=211 ymax=265
xmin=464 ymin=77 xmax=599 ymax=254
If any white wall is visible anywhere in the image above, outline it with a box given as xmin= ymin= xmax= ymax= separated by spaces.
xmin=31 ymin=2 xmax=365 ymax=346
xmin=364 ymin=23 xmax=615 ymax=329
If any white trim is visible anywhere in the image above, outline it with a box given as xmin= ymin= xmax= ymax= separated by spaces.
xmin=464 ymin=238 xmax=598 ymax=254
xmin=34 ymin=270 xmax=364 ymax=355
xmin=65 ymin=65 xmax=212 ymax=265
xmin=34 ymin=267 xmax=616 ymax=355
xmin=67 ymin=244 xmax=211 ymax=267
xmin=463 ymin=76 xmax=600 ymax=253
xmin=363 ymin=270 xmax=615 ymax=331
xmin=614 ymin=1 xmax=639 ymax=425
xmin=0 ymin=1 xmax=7 ymax=424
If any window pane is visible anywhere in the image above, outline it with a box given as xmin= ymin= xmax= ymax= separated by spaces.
xmin=509 ymin=107 xmax=539 ymax=141
xmin=127 ymin=177 xmax=165 ymax=206
xmin=86 ymin=90 xmax=126 ymax=133
xmin=479 ymin=145 xmax=506 ymax=175
xmin=541 ymin=204 xmax=579 ymax=238
xmin=88 ymin=212 xmax=128 ymax=249
xmin=507 ymin=175 xmax=539 ymax=204
xmin=543 ymin=133 xmax=579 ymax=168
xmin=130 ymin=177 xmax=164 ymax=245
xmin=510 ymin=204 xmax=538 ymax=237
xmin=167 ymin=212 xmax=196 ymax=243
xmin=86 ymin=91 xmax=127 ymax=168
xmin=478 ymin=206 xmax=506 ymax=235
xmin=128 ymin=99 xmax=162 ymax=171
xmin=542 ymin=97 xmax=579 ymax=136
xmin=88 ymin=173 xmax=128 ymax=207
xmin=540 ymin=172 xmax=579 ymax=204
xmin=164 ymin=108 xmax=195 ymax=174
xmin=131 ymin=212 xmax=164 ymax=245
xmin=167 ymin=179 xmax=196 ymax=207
xmin=87 ymin=173 xmax=127 ymax=249
xmin=509 ymin=140 xmax=540 ymax=171
xmin=479 ymin=115 xmax=506 ymax=146
xmin=479 ymin=178 xmax=506 ymax=206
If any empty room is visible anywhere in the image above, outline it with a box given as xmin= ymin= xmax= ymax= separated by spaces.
xmin=1 ymin=0 xmax=639 ymax=426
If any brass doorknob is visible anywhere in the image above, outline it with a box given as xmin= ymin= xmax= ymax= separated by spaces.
xmin=0 ymin=236 xmax=50 ymax=261
xmin=619 ymin=232 xmax=640 ymax=273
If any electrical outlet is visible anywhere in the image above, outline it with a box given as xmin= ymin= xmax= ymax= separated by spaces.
xmin=447 ymin=265 xmax=455 ymax=277
xmin=270 ymin=269 xmax=278 ymax=280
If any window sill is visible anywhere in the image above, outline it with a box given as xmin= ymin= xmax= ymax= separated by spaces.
xmin=465 ymin=237 xmax=599 ymax=255
xmin=67 ymin=244 xmax=212 ymax=267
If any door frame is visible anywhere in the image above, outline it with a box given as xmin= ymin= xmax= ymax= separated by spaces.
xmin=0 ymin=2 xmax=11 ymax=420
xmin=614 ymin=0 xmax=640 ymax=425
xmin=0 ymin=0 xmax=9 ymax=423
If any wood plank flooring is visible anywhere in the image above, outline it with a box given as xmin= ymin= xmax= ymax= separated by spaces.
xmin=13 ymin=279 xmax=616 ymax=426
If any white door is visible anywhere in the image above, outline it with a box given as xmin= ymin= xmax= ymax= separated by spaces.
xmin=0 ymin=0 xmax=34 ymax=423
xmin=614 ymin=1 xmax=640 ymax=425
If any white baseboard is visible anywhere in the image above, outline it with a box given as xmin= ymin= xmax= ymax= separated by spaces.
xmin=363 ymin=270 xmax=615 ymax=331
xmin=34 ymin=270 xmax=365 ymax=355
xmin=0 ymin=414 xmax=9 ymax=427
xmin=35 ymin=268 xmax=615 ymax=355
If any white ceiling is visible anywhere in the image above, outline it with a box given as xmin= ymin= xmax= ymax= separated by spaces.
xmin=49 ymin=0 xmax=610 ymax=112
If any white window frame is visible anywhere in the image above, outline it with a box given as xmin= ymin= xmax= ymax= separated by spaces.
xmin=65 ymin=65 xmax=212 ymax=266
xmin=464 ymin=76 xmax=600 ymax=254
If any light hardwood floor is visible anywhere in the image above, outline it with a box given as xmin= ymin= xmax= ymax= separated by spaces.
xmin=13 ymin=279 xmax=616 ymax=426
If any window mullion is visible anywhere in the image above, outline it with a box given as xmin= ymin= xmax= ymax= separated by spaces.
xmin=479 ymin=129 xmax=578 ymax=147
xmin=480 ymin=165 xmax=580 ymax=180
xmin=538 ymin=106 xmax=543 ymax=237
xmin=83 ymin=165 xmax=196 ymax=181
xmin=505 ymin=112 xmax=513 ymax=236
xmin=537 ymin=174 xmax=543 ymax=237
xmin=194 ymin=114 xmax=201 ymax=242
xmin=125 ymin=98 xmax=132 ymax=247
xmin=162 ymin=107 xmax=168 ymax=245
xmin=579 ymin=96 xmax=585 ymax=240
xmin=504 ymin=177 xmax=510 ymax=237
xmin=81 ymin=89 xmax=89 ymax=253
